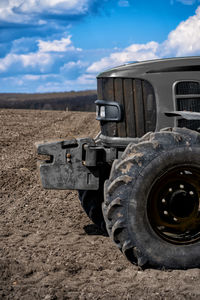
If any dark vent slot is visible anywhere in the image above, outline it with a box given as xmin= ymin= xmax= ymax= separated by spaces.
xmin=177 ymin=98 xmax=200 ymax=111
xmin=148 ymin=65 xmax=200 ymax=74
xmin=177 ymin=97 xmax=200 ymax=131
xmin=176 ymin=82 xmax=200 ymax=95
xmin=142 ymin=80 xmax=156 ymax=133
xmin=123 ymin=78 xmax=136 ymax=137
xmin=134 ymin=79 xmax=145 ymax=137
xmin=178 ymin=119 xmax=200 ymax=131
xmin=114 ymin=78 xmax=126 ymax=137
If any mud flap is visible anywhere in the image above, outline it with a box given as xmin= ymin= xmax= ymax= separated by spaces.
xmin=36 ymin=138 xmax=99 ymax=190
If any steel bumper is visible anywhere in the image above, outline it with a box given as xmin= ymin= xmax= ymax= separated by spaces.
xmin=36 ymin=138 xmax=99 ymax=190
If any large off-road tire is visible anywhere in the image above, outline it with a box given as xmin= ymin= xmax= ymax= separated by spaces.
xmin=103 ymin=128 xmax=200 ymax=269
xmin=78 ymin=163 xmax=110 ymax=232
xmin=78 ymin=189 xmax=106 ymax=232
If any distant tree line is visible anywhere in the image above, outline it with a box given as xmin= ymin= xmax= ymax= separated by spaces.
xmin=0 ymin=90 xmax=97 ymax=112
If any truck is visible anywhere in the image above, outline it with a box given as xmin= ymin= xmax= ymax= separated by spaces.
xmin=37 ymin=57 xmax=200 ymax=269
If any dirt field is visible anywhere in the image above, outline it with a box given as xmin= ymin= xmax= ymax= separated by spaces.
xmin=1 ymin=109 xmax=200 ymax=300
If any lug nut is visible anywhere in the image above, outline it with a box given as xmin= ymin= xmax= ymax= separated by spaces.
xmin=158 ymin=226 xmax=165 ymax=231
xmin=180 ymin=184 xmax=184 ymax=189
xmin=189 ymin=191 xmax=194 ymax=195
xmin=169 ymin=188 xmax=172 ymax=192
xmin=162 ymin=198 xmax=166 ymax=203
xmin=164 ymin=211 xmax=168 ymax=215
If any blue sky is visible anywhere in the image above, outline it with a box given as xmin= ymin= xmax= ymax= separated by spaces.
xmin=0 ymin=0 xmax=200 ymax=93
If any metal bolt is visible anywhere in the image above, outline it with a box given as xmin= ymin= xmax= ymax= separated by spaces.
xmin=164 ymin=211 xmax=168 ymax=215
xmin=180 ymin=184 xmax=184 ymax=189
xmin=169 ymin=188 xmax=172 ymax=192
xmin=189 ymin=191 xmax=194 ymax=195
xmin=66 ymin=153 xmax=71 ymax=163
xmin=162 ymin=198 xmax=166 ymax=203
xmin=173 ymin=217 xmax=178 ymax=222
xmin=158 ymin=226 xmax=165 ymax=231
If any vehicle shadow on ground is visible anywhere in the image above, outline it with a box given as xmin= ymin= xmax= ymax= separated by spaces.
xmin=83 ymin=224 xmax=108 ymax=236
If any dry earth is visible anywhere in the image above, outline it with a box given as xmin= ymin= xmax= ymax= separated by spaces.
xmin=1 ymin=109 xmax=200 ymax=300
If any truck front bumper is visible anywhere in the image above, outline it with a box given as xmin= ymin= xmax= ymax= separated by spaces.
xmin=36 ymin=138 xmax=99 ymax=190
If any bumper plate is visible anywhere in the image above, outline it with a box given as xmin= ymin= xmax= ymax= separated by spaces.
xmin=36 ymin=138 xmax=99 ymax=190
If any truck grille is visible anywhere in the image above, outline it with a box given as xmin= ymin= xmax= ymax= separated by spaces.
xmin=176 ymin=81 xmax=200 ymax=95
xmin=176 ymin=81 xmax=200 ymax=131
xmin=97 ymin=78 xmax=156 ymax=138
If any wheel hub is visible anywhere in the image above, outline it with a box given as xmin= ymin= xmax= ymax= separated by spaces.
xmin=169 ymin=187 xmax=197 ymax=218
xmin=148 ymin=166 xmax=200 ymax=244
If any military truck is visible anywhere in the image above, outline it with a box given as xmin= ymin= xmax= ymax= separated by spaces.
xmin=37 ymin=57 xmax=200 ymax=269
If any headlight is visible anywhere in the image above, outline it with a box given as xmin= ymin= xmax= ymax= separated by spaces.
xmin=95 ymin=100 xmax=122 ymax=122
xmin=99 ymin=105 xmax=106 ymax=118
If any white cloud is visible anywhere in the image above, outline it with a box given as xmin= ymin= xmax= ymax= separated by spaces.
xmin=0 ymin=35 xmax=81 ymax=74
xmin=23 ymin=74 xmax=58 ymax=80
xmin=176 ymin=0 xmax=197 ymax=4
xmin=0 ymin=3 xmax=31 ymax=23
xmin=60 ymin=60 xmax=87 ymax=72
xmin=18 ymin=0 xmax=90 ymax=14
xmin=23 ymin=74 xmax=41 ymax=81
xmin=2 ymin=1 xmax=200 ymax=93
xmin=0 ymin=0 xmax=96 ymax=23
xmin=163 ymin=6 xmax=200 ymax=56
xmin=77 ymin=73 xmax=96 ymax=85
xmin=21 ymin=52 xmax=52 ymax=68
xmin=36 ymin=72 xmax=97 ymax=93
xmin=0 ymin=54 xmax=16 ymax=72
xmin=38 ymin=19 xmax=47 ymax=25
xmin=87 ymin=6 xmax=200 ymax=74
xmin=0 ymin=51 xmax=52 ymax=73
xmin=87 ymin=41 xmax=159 ymax=73
xmin=118 ymin=1 xmax=130 ymax=7
xmin=38 ymin=35 xmax=81 ymax=53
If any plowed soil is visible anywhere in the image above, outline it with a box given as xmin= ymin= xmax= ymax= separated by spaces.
xmin=1 ymin=109 xmax=200 ymax=300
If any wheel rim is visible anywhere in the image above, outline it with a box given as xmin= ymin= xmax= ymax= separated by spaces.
xmin=147 ymin=165 xmax=200 ymax=244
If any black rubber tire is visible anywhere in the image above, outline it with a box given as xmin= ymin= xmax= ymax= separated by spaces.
xmin=103 ymin=127 xmax=200 ymax=269
xmin=78 ymin=189 xmax=106 ymax=232
xmin=78 ymin=164 xmax=110 ymax=232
